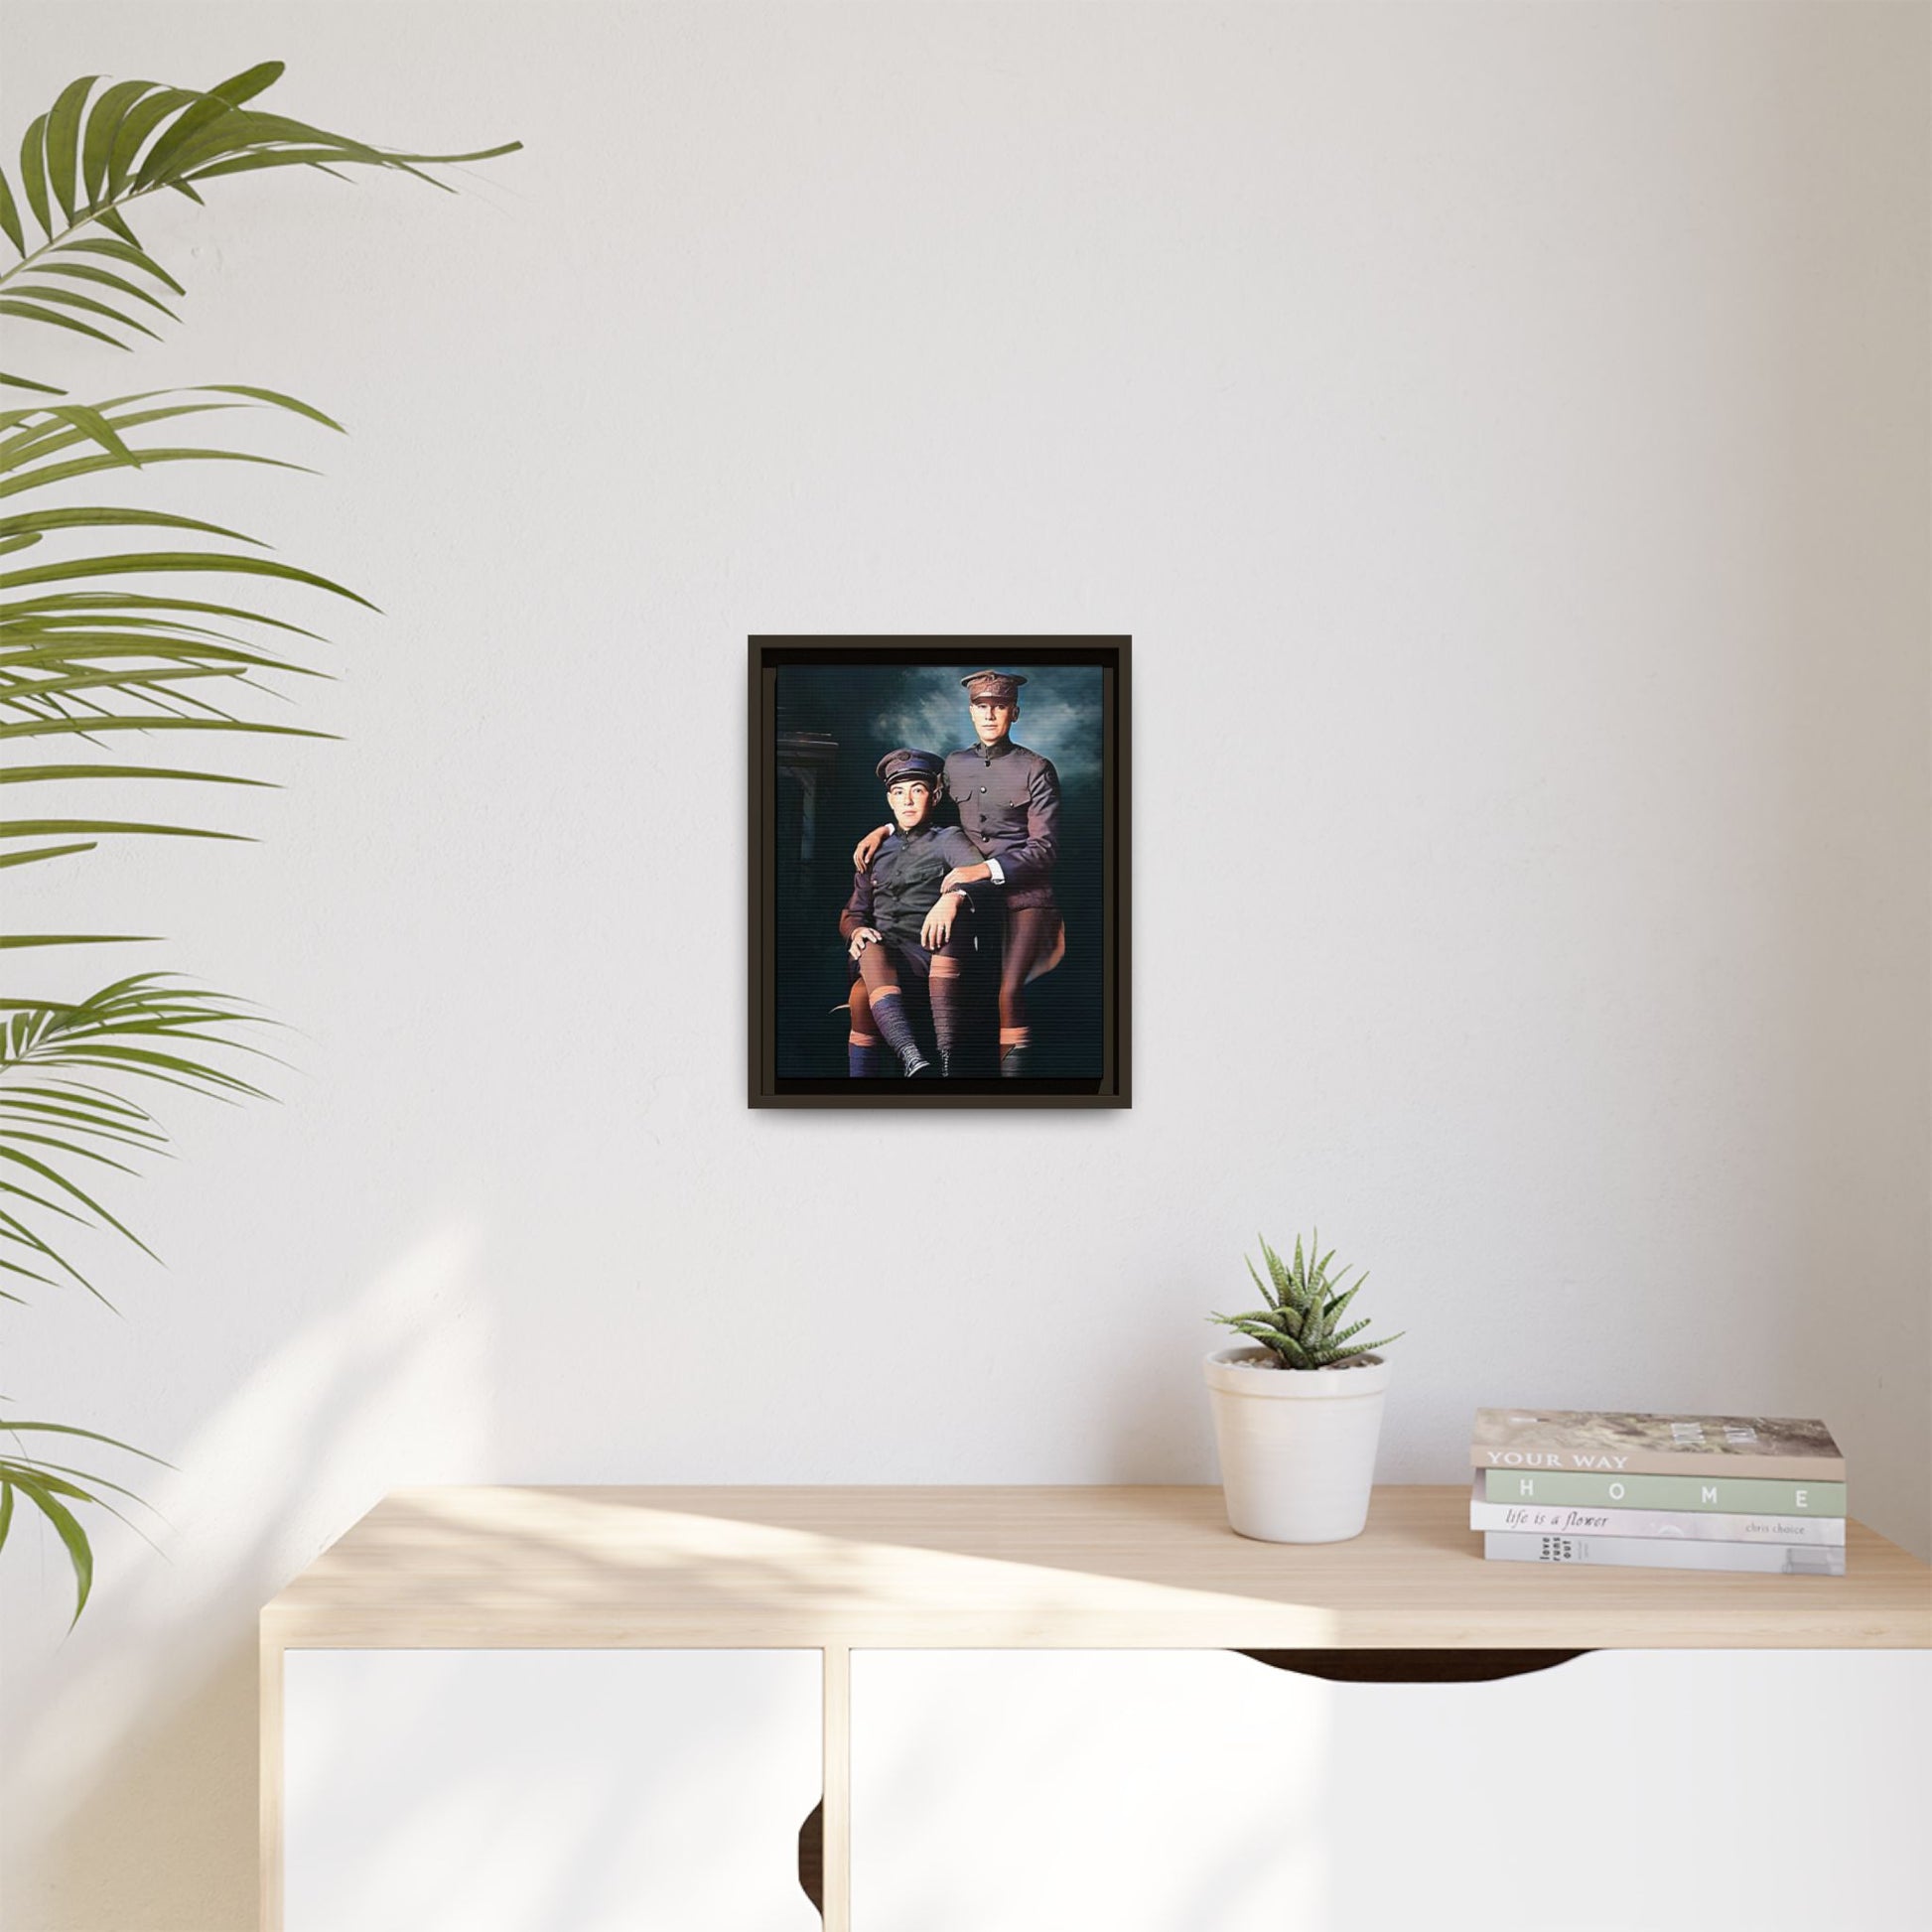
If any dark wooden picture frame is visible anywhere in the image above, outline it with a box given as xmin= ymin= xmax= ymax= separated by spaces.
xmin=749 ymin=637 xmax=1131 ymax=1108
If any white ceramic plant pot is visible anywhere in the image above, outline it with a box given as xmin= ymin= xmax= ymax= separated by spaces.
xmin=1203 ymin=1346 xmax=1392 ymax=1544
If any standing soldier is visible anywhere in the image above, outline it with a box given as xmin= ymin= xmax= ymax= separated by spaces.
xmin=853 ymin=671 xmax=1063 ymax=1075
xmin=841 ymin=749 xmax=1000 ymax=1078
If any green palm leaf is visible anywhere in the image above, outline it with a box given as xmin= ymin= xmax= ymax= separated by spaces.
xmin=0 ymin=1418 xmax=170 ymax=1621
xmin=0 ymin=548 xmax=375 ymax=605
xmin=17 ymin=116 xmax=53 ymax=240
xmin=79 ymin=81 xmax=157 ymax=207
xmin=0 ymin=389 xmax=345 ymax=942
xmin=1 ymin=64 xmax=517 ymax=390
xmin=4 ymin=1474 xmax=93 ymax=1621
xmin=5 ymin=280 xmax=160 ymax=343
xmin=1 ymin=63 xmax=515 ymax=1622
xmin=0 ymin=974 xmax=269 ymax=1292
xmin=0 ymin=841 xmax=97 ymax=870
xmin=33 ymin=261 xmax=180 ymax=320
xmin=0 ymin=298 xmax=126 ymax=351
xmin=59 ymin=238 xmax=185 ymax=295
xmin=43 ymin=76 xmax=100 ymax=226
xmin=0 ymin=1419 xmax=171 ymax=1458
xmin=0 ymin=168 xmax=24 ymax=255
xmin=0 ymin=762 xmax=276 ymax=789
xmin=0 ymin=932 xmax=154 ymax=948
xmin=0 ymin=816 xmax=249 ymax=845
xmin=0 ymin=503 xmax=264 ymax=545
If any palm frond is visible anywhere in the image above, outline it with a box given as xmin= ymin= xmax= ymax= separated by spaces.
xmin=0 ymin=1416 xmax=170 ymax=1623
xmin=0 ymin=64 xmax=518 ymax=392
xmin=0 ymin=385 xmax=349 ymax=942
xmin=1 ymin=63 xmax=516 ymax=1624
xmin=0 ymin=975 xmax=270 ymax=1303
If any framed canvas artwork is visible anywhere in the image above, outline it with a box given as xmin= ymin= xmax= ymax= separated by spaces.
xmin=749 ymin=637 xmax=1130 ymax=1107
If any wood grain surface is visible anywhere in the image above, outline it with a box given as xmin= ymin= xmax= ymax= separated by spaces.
xmin=262 ymin=1484 xmax=1932 ymax=1651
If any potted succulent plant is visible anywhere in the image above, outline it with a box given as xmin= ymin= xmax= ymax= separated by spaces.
xmin=1204 ymin=1233 xmax=1404 ymax=1544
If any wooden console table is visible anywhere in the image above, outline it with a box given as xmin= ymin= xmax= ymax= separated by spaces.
xmin=260 ymin=1484 xmax=1932 ymax=1930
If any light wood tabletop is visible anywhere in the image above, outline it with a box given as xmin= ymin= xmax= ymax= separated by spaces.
xmin=261 ymin=1483 xmax=1932 ymax=1651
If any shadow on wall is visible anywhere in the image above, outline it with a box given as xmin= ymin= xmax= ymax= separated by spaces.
xmin=4 ymin=1223 xmax=490 ymax=1932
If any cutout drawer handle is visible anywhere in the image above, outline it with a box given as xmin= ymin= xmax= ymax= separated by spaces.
xmin=1236 ymin=1648 xmax=1589 ymax=1684
xmin=797 ymin=1797 xmax=824 ymax=1918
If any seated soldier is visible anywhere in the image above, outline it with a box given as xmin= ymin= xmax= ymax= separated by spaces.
xmin=841 ymin=749 xmax=1000 ymax=1078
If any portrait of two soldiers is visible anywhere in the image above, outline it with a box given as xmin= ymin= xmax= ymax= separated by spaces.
xmin=837 ymin=670 xmax=1064 ymax=1080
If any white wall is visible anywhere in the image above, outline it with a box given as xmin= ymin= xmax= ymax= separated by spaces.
xmin=4 ymin=3 xmax=1926 ymax=1926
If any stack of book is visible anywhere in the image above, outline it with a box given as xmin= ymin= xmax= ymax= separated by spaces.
xmin=1469 ymin=1408 xmax=1846 ymax=1576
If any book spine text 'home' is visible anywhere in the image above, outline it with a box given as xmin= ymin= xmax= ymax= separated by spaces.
xmin=1482 ymin=1469 xmax=1846 ymax=1515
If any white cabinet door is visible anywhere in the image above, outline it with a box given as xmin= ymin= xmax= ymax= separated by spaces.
xmin=285 ymin=1648 xmax=822 ymax=1932
xmin=851 ymin=1648 xmax=1931 ymax=1932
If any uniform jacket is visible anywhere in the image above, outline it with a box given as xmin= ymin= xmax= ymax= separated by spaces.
xmin=943 ymin=739 xmax=1060 ymax=907
xmin=840 ymin=822 xmax=991 ymax=948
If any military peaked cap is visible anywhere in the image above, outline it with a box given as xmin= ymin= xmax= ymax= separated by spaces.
xmin=961 ymin=669 xmax=1028 ymax=703
xmin=875 ymin=747 xmax=946 ymax=787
